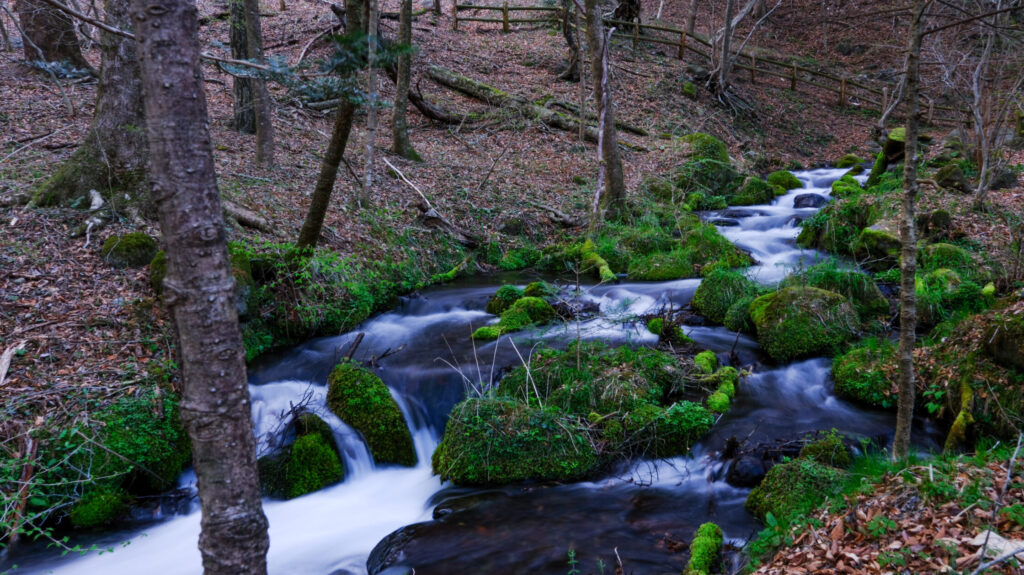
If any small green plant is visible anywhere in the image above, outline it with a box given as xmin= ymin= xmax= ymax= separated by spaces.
xmin=866 ymin=515 xmax=897 ymax=538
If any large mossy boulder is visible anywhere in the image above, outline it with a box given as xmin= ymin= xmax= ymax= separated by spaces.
xmin=832 ymin=338 xmax=897 ymax=409
xmin=836 ymin=153 xmax=863 ymax=169
xmin=830 ymin=174 xmax=862 ymax=199
xmin=685 ymin=522 xmax=724 ymax=575
xmin=749 ymin=287 xmax=859 ymax=361
xmin=984 ymin=310 xmax=1024 ymax=371
xmin=796 ymin=195 xmax=877 ymax=255
xmin=326 ymin=362 xmax=417 ymax=466
xmin=473 ymin=296 xmax=556 ymax=340
xmin=692 ymin=269 xmax=757 ymax=324
xmin=853 ymin=223 xmax=901 ymax=272
xmin=745 ymin=458 xmax=847 ymax=522
xmin=767 ymin=170 xmax=802 ymax=191
xmin=731 ymin=176 xmax=776 ymax=206
xmin=866 ymin=127 xmax=906 ymax=187
xmin=627 ymin=222 xmax=752 ymax=281
xmin=935 ymin=163 xmax=971 ymax=194
xmin=258 ymin=413 xmax=345 ymax=499
xmin=432 ymin=398 xmax=598 ymax=485
xmin=486 ymin=285 xmax=525 ymax=315
xmin=780 ymin=263 xmax=888 ymax=320
xmin=920 ymin=242 xmax=972 ymax=273
xmin=673 ymin=133 xmax=738 ymax=197
xmin=102 ymin=232 xmax=158 ymax=269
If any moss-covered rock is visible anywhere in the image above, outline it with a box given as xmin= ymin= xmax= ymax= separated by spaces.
xmin=866 ymin=129 xmax=906 ymax=187
xmin=836 ymin=153 xmax=863 ymax=168
xmin=685 ymin=522 xmax=724 ymax=575
xmin=830 ymin=174 xmax=862 ymax=199
xmin=724 ymin=295 xmax=756 ymax=334
xmin=69 ymin=488 xmax=127 ymax=528
xmin=102 ymin=232 xmax=158 ymax=269
xmin=750 ymin=287 xmax=859 ymax=361
xmin=258 ymin=413 xmax=345 ymax=499
xmin=692 ymin=269 xmax=757 ymax=324
xmin=799 ymin=431 xmax=852 ymax=468
xmin=935 ymin=163 xmax=970 ymax=194
xmin=767 ymin=170 xmax=803 ymax=191
xmin=745 ymin=459 xmax=847 ymax=522
xmin=984 ymin=310 xmax=1024 ymax=371
xmin=797 ymin=194 xmax=877 ymax=255
xmin=780 ymin=263 xmax=888 ymax=320
xmin=523 ymin=281 xmax=557 ymax=298
xmin=731 ymin=176 xmax=776 ymax=206
xmin=832 ymin=338 xmax=897 ymax=409
xmin=643 ymin=175 xmax=683 ymax=203
xmin=486 ymin=285 xmax=525 ymax=315
xmin=854 ymin=223 xmax=901 ymax=272
xmin=673 ymin=133 xmax=739 ymax=197
xmin=920 ymin=242 xmax=972 ymax=273
xmin=432 ymin=398 xmax=598 ymax=485
xmin=694 ymin=350 xmax=718 ymax=375
xmin=327 ymin=362 xmax=416 ymax=466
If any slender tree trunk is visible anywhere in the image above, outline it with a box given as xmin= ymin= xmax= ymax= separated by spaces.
xmin=391 ymin=0 xmax=419 ymax=160
xmin=229 ymin=0 xmax=255 ymax=133
xmin=686 ymin=0 xmax=697 ymax=34
xmin=893 ymin=0 xmax=924 ymax=462
xmin=583 ymin=0 xmax=624 ymax=221
xmin=32 ymin=0 xmax=148 ymax=210
xmin=971 ymin=23 xmax=995 ymax=210
xmin=131 ymin=0 xmax=270 ymax=571
xmin=230 ymin=0 xmax=274 ymax=165
xmin=15 ymin=0 xmax=91 ymax=69
xmin=296 ymin=0 xmax=362 ymax=250
xmin=716 ymin=0 xmax=735 ymax=90
xmin=558 ymin=0 xmax=579 ymax=82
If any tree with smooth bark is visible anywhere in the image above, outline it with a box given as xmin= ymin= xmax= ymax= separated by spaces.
xmin=33 ymin=0 xmax=147 ymax=211
xmin=228 ymin=0 xmax=275 ymax=166
xmin=131 ymin=0 xmax=269 ymax=571
xmin=391 ymin=0 xmax=420 ymax=160
xmin=893 ymin=0 xmax=925 ymax=461
xmin=582 ymin=0 xmax=624 ymax=222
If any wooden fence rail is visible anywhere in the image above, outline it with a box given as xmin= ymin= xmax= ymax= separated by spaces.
xmin=453 ymin=3 xmax=969 ymax=126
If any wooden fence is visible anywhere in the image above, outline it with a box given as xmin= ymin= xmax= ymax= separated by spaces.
xmin=451 ymin=3 xmax=968 ymax=126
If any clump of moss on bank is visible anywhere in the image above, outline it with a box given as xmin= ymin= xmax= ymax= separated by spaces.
xmin=685 ymin=522 xmax=724 ymax=575
xmin=749 ymin=287 xmax=860 ymax=361
xmin=692 ymin=268 xmax=757 ymax=324
xmin=474 ymin=295 xmax=556 ymax=340
xmin=327 ymin=362 xmax=417 ymax=466
xmin=832 ymin=338 xmax=897 ymax=409
xmin=258 ymin=413 xmax=345 ymax=499
xmin=745 ymin=458 xmax=847 ymax=522
xmin=103 ymin=232 xmax=158 ymax=268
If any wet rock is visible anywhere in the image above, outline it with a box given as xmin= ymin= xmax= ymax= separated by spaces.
xmin=989 ymin=165 xmax=1018 ymax=190
xmin=726 ymin=455 xmax=768 ymax=487
xmin=709 ymin=218 xmax=740 ymax=227
xmin=721 ymin=208 xmax=759 ymax=218
xmin=793 ymin=193 xmax=829 ymax=208
xmin=935 ymin=164 xmax=970 ymax=194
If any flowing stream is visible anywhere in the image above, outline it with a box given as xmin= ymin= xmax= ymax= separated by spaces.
xmin=10 ymin=169 xmax=939 ymax=575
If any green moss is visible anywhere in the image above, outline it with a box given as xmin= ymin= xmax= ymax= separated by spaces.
xmin=486 ymin=285 xmax=525 ymax=315
xmin=692 ymin=269 xmax=756 ymax=324
xmin=724 ymin=295 xmax=756 ymax=334
xmin=799 ymin=431 xmax=851 ymax=468
xmin=707 ymin=391 xmax=730 ymax=413
xmin=69 ymin=489 xmax=127 ymax=528
xmin=685 ymin=522 xmax=724 ymax=575
xmin=472 ymin=325 xmax=502 ymax=340
xmin=628 ymin=249 xmax=694 ymax=281
xmin=781 ymin=261 xmax=889 ymax=320
xmin=750 ymin=287 xmax=859 ymax=361
xmin=745 ymin=459 xmax=847 ymax=522
xmin=920 ymin=242 xmax=972 ymax=273
xmin=854 ymin=225 xmax=901 ymax=272
xmin=673 ymin=133 xmax=738 ymax=198
xmin=767 ymin=170 xmax=803 ymax=191
xmin=694 ymin=350 xmax=718 ymax=374
xmin=498 ymin=246 xmax=541 ymax=271
xmin=431 ymin=398 xmax=598 ymax=485
xmin=647 ymin=317 xmax=665 ymax=335
xmin=149 ymin=250 xmax=166 ymax=293
xmin=830 ymin=174 xmax=862 ymax=199
xmin=327 ymin=362 xmax=417 ymax=466
xmin=643 ymin=175 xmax=682 ymax=203
xmin=523 ymin=281 xmax=557 ymax=298
xmin=836 ymin=153 xmax=863 ymax=168
xmin=731 ymin=176 xmax=776 ymax=206
xmin=102 ymin=232 xmax=158 ymax=269
xmin=832 ymin=338 xmax=897 ymax=409
xmin=284 ymin=433 xmax=346 ymax=499
xmin=682 ymin=81 xmax=698 ymax=100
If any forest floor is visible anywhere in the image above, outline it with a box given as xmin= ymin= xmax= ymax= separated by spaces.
xmin=1 ymin=0 xmax=1023 ymax=570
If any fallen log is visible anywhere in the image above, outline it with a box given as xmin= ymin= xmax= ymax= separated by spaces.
xmin=425 ymin=65 xmax=646 ymax=150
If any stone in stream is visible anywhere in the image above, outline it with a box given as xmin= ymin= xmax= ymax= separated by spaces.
xmin=720 ymin=208 xmax=761 ymax=218
xmin=726 ymin=455 xmax=768 ymax=487
xmin=793 ymin=193 xmax=830 ymax=208
xmin=709 ymin=218 xmax=741 ymax=227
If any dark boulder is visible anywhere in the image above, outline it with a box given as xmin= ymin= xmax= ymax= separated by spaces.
xmin=793 ymin=193 xmax=830 ymax=208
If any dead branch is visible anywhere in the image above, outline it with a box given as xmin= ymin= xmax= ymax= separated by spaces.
xmin=527 ymin=200 xmax=580 ymax=227
xmin=222 ymin=199 xmax=277 ymax=234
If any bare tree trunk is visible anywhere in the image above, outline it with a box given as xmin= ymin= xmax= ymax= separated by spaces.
xmin=716 ymin=0 xmax=735 ymax=90
xmin=893 ymin=0 xmax=924 ymax=462
xmin=612 ymin=0 xmax=639 ymax=23
xmin=558 ymin=0 xmax=579 ymax=82
xmin=391 ymin=0 xmax=419 ymax=160
xmin=433 ymin=0 xmax=440 ymax=15
xmin=361 ymin=0 xmax=378 ymax=205
xmin=686 ymin=0 xmax=697 ymax=34
xmin=296 ymin=0 xmax=362 ymax=250
xmin=32 ymin=0 xmax=147 ymax=210
xmin=583 ymin=0 xmax=624 ymax=221
xmin=971 ymin=20 xmax=995 ymax=209
xmin=229 ymin=0 xmax=255 ymax=133
xmin=131 ymin=0 xmax=269 ymax=571
xmin=230 ymin=0 xmax=274 ymax=165
xmin=15 ymin=0 xmax=90 ymax=69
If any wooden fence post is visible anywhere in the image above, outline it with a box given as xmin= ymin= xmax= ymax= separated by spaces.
xmin=633 ymin=20 xmax=639 ymax=50
xmin=790 ymin=64 xmax=796 ymax=90
xmin=882 ymin=87 xmax=889 ymax=113
xmin=502 ymin=0 xmax=509 ymax=33
xmin=452 ymin=1 xmax=459 ymax=30
xmin=839 ymin=77 xmax=846 ymax=108
xmin=678 ymin=30 xmax=686 ymax=60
